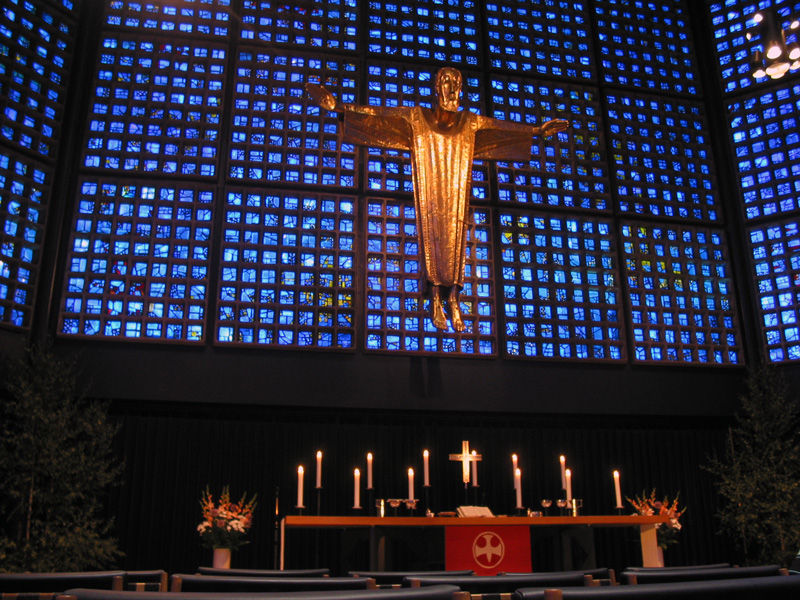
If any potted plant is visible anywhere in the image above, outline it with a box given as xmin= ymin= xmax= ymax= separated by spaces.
xmin=628 ymin=489 xmax=685 ymax=565
xmin=197 ymin=486 xmax=257 ymax=568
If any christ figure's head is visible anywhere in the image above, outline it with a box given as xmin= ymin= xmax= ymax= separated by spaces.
xmin=435 ymin=67 xmax=462 ymax=113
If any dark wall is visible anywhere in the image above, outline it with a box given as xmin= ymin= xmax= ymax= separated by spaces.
xmin=67 ymin=339 xmax=748 ymax=416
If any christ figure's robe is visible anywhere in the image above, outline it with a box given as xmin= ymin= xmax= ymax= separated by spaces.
xmin=342 ymin=107 xmax=536 ymax=289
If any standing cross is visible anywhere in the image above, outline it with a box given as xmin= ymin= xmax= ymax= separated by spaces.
xmin=449 ymin=440 xmax=482 ymax=486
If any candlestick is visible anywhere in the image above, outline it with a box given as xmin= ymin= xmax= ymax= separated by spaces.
xmin=367 ymin=453 xmax=373 ymax=490
xmin=614 ymin=470 xmax=623 ymax=509
xmin=565 ymin=468 xmax=572 ymax=503
xmin=296 ymin=466 xmax=305 ymax=508
xmin=354 ymin=468 xmax=361 ymax=509
xmin=316 ymin=451 xmax=322 ymax=489
xmin=423 ymin=450 xmax=430 ymax=487
xmin=560 ymin=455 xmax=566 ymax=490
xmin=515 ymin=468 xmax=522 ymax=508
xmin=408 ymin=467 xmax=415 ymax=500
xmin=471 ymin=450 xmax=478 ymax=487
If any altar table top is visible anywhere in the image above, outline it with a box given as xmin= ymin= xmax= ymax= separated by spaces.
xmin=283 ymin=515 xmax=670 ymax=527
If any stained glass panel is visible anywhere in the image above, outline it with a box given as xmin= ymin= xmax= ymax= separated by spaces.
xmin=595 ymin=0 xmax=700 ymax=95
xmin=215 ymin=189 xmax=356 ymax=349
xmin=0 ymin=150 xmax=51 ymax=329
xmin=621 ymin=222 xmax=740 ymax=364
xmin=230 ymin=50 xmax=358 ymax=187
xmin=748 ymin=220 xmax=800 ymax=362
xmin=484 ymin=0 xmax=594 ymax=80
xmin=104 ymin=0 xmax=232 ymax=38
xmin=59 ymin=179 xmax=213 ymax=342
xmin=607 ymin=92 xmax=718 ymax=222
xmin=366 ymin=0 xmax=481 ymax=66
xmin=0 ymin=0 xmax=77 ymax=159
xmin=364 ymin=197 xmax=496 ymax=356
xmin=490 ymin=76 xmax=608 ymax=211
xmin=240 ymin=0 xmax=359 ymax=51
xmin=83 ymin=34 xmax=226 ymax=177
xmin=726 ymin=83 xmax=800 ymax=220
xmin=499 ymin=210 xmax=624 ymax=361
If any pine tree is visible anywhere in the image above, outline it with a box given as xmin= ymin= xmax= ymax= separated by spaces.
xmin=705 ymin=366 xmax=800 ymax=566
xmin=0 ymin=344 xmax=123 ymax=571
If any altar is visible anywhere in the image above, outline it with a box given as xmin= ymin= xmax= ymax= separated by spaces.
xmin=280 ymin=515 xmax=669 ymax=572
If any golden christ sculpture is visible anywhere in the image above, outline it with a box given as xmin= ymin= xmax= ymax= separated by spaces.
xmin=306 ymin=67 xmax=569 ymax=332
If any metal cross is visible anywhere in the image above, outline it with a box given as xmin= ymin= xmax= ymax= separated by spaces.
xmin=449 ymin=440 xmax=482 ymax=485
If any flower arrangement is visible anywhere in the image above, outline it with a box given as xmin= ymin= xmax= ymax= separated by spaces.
xmin=198 ymin=486 xmax=257 ymax=550
xmin=628 ymin=489 xmax=686 ymax=549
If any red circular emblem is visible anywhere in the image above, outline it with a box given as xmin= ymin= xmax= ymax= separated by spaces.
xmin=472 ymin=531 xmax=505 ymax=569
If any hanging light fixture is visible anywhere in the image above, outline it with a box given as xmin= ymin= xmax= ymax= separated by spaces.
xmin=750 ymin=10 xmax=800 ymax=80
xmin=789 ymin=19 xmax=800 ymax=68
xmin=751 ymin=49 xmax=767 ymax=79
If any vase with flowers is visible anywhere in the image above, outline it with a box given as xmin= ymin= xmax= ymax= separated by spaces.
xmin=628 ymin=489 xmax=685 ymax=565
xmin=198 ymin=486 xmax=257 ymax=568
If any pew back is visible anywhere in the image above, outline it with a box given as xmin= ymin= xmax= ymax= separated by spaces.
xmin=197 ymin=569 xmax=330 ymax=578
xmin=406 ymin=574 xmax=592 ymax=593
xmin=125 ymin=570 xmax=167 ymax=592
xmin=621 ymin=564 xmax=786 ymax=585
xmin=0 ymin=572 xmax=126 ymax=594
xmin=349 ymin=573 xmax=473 ymax=587
xmin=513 ymin=574 xmax=800 ymax=600
xmin=170 ymin=576 xmax=376 ymax=593
xmin=499 ymin=570 xmax=615 ymax=587
xmin=58 ymin=583 xmax=466 ymax=600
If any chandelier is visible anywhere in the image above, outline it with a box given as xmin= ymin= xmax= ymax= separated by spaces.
xmin=748 ymin=9 xmax=800 ymax=79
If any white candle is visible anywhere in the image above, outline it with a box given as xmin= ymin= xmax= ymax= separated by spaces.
xmin=512 ymin=454 xmax=519 ymax=489
xmin=565 ymin=468 xmax=573 ymax=503
xmin=367 ymin=453 xmax=373 ymax=490
xmin=471 ymin=450 xmax=479 ymax=487
xmin=515 ymin=468 xmax=522 ymax=508
xmin=408 ymin=467 xmax=415 ymax=500
xmin=316 ymin=451 xmax=322 ymax=489
xmin=423 ymin=450 xmax=430 ymax=487
xmin=560 ymin=455 xmax=567 ymax=490
xmin=614 ymin=470 xmax=623 ymax=508
xmin=354 ymin=468 xmax=361 ymax=509
xmin=297 ymin=466 xmax=304 ymax=508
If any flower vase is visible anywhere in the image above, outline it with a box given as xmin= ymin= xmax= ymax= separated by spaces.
xmin=213 ymin=547 xmax=231 ymax=569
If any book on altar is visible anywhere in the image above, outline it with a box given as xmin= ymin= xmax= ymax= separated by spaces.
xmin=457 ymin=505 xmax=494 ymax=517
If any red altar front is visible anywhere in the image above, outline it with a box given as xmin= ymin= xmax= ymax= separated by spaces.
xmin=445 ymin=525 xmax=531 ymax=575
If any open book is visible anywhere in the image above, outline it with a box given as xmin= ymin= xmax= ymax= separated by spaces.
xmin=457 ymin=505 xmax=494 ymax=517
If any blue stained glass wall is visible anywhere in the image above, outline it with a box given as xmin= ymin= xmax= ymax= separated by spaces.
xmin=708 ymin=1 xmax=800 ymax=363
xmin=1 ymin=0 xmax=777 ymax=367
xmin=0 ymin=0 xmax=77 ymax=330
